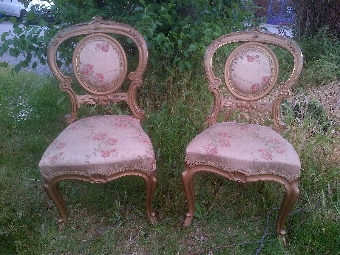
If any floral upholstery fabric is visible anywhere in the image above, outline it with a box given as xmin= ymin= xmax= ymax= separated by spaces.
xmin=185 ymin=122 xmax=300 ymax=181
xmin=75 ymin=37 xmax=126 ymax=93
xmin=39 ymin=115 xmax=156 ymax=181
xmin=226 ymin=45 xmax=275 ymax=97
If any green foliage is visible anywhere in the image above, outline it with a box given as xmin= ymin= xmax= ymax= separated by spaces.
xmin=292 ymin=0 xmax=340 ymax=39
xmin=294 ymin=28 xmax=340 ymax=88
xmin=1 ymin=32 xmax=340 ymax=252
xmin=298 ymin=27 xmax=340 ymax=66
xmin=1 ymin=1 xmax=340 ymax=253
xmin=0 ymin=0 xmax=256 ymax=72
xmin=133 ymin=0 xmax=255 ymax=71
xmin=1 ymin=22 xmax=52 ymax=72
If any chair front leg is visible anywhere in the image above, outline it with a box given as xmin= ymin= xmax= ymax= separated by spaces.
xmin=182 ymin=165 xmax=196 ymax=228
xmin=145 ymin=172 xmax=157 ymax=225
xmin=276 ymin=179 xmax=299 ymax=241
xmin=44 ymin=179 xmax=68 ymax=230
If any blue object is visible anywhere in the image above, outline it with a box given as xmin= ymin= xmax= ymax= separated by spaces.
xmin=267 ymin=0 xmax=294 ymax=25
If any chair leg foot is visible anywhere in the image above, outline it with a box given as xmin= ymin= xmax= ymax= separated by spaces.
xmin=183 ymin=213 xmax=193 ymax=228
xmin=148 ymin=212 xmax=157 ymax=225
xmin=58 ymin=218 xmax=66 ymax=231
xmin=44 ymin=179 xmax=68 ymax=230
xmin=182 ymin=166 xmax=195 ymax=228
xmin=276 ymin=180 xmax=299 ymax=239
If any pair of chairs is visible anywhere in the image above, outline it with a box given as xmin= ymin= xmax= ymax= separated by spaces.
xmin=39 ymin=17 xmax=303 ymax=239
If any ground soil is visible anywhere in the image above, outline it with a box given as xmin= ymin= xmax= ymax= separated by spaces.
xmin=292 ymin=81 xmax=340 ymax=122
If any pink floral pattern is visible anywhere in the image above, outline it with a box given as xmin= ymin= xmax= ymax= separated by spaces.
xmin=276 ymin=148 xmax=285 ymax=154
xmin=48 ymin=152 xmax=64 ymax=164
xmin=204 ymin=145 xmax=218 ymax=155
xmin=96 ymin=43 xmax=110 ymax=52
xmin=107 ymin=138 xmax=117 ymax=146
xmin=220 ymin=140 xmax=231 ymax=147
xmin=185 ymin=122 xmax=301 ymax=181
xmin=39 ymin=115 xmax=156 ymax=180
xmin=82 ymin=64 xmax=94 ymax=75
xmin=218 ymin=132 xmax=232 ymax=138
xmin=246 ymin=54 xmax=259 ymax=62
xmin=143 ymin=138 xmax=152 ymax=144
xmin=75 ymin=38 xmax=126 ymax=93
xmin=101 ymin=149 xmax=116 ymax=158
xmin=228 ymin=46 xmax=276 ymax=98
xmin=56 ymin=142 xmax=66 ymax=150
xmin=94 ymin=133 xmax=107 ymax=140
xmin=251 ymin=83 xmax=261 ymax=92
xmin=262 ymin=75 xmax=270 ymax=84
xmin=258 ymin=149 xmax=273 ymax=161
xmin=95 ymin=73 xmax=105 ymax=82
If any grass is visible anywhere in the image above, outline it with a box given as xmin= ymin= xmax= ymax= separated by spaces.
xmin=1 ymin=38 xmax=340 ymax=254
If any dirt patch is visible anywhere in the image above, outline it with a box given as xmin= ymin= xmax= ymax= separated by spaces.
xmin=290 ymin=81 xmax=340 ymax=162
xmin=291 ymin=81 xmax=340 ymax=122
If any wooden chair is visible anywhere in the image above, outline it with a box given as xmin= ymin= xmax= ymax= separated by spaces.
xmin=181 ymin=28 xmax=303 ymax=241
xmin=39 ymin=17 xmax=156 ymax=229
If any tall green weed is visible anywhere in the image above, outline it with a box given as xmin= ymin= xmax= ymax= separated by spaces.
xmin=292 ymin=0 xmax=340 ymax=39
xmin=0 ymin=0 xmax=256 ymax=73
xmin=296 ymin=28 xmax=340 ymax=87
xmin=132 ymin=0 xmax=255 ymax=71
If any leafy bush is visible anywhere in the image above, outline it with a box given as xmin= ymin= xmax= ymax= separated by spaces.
xmin=1 ymin=59 xmax=339 ymax=254
xmin=0 ymin=0 xmax=256 ymax=72
xmin=294 ymin=28 xmax=340 ymax=87
xmin=132 ymin=0 xmax=256 ymax=71
xmin=292 ymin=0 xmax=340 ymax=39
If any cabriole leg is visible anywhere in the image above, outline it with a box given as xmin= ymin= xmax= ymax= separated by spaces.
xmin=276 ymin=180 xmax=299 ymax=243
xmin=44 ymin=179 xmax=68 ymax=230
xmin=182 ymin=165 xmax=195 ymax=228
xmin=145 ymin=172 xmax=157 ymax=225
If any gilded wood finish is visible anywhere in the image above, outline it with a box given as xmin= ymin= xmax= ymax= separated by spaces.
xmin=205 ymin=28 xmax=303 ymax=132
xmin=182 ymin=29 xmax=303 ymax=243
xmin=47 ymin=16 xmax=148 ymax=123
xmin=43 ymin=17 xmax=156 ymax=230
xmin=44 ymin=171 xmax=157 ymax=230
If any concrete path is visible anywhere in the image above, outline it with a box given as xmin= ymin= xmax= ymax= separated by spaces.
xmin=261 ymin=23 xmax=293 ymax=37
xmin=0 ymin=20 xmax=51 ymax=74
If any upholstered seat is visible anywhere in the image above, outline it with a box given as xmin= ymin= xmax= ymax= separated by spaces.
xmin=185 ymin=122 xmax=300 ymax=182
xmin=39 ymin=17 xmax=156 ymax=229
xmin=181 ymin=29 xmax=303 ymax=242
xmin=39 ymin=115 xmax=156 ymax=181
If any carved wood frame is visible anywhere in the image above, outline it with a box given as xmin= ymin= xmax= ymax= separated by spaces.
xmin=205 ymin=28 xmax=303 ymax=132
xmin=44 ymin=17 xmax=156 ymax=230
xmin=72 ymin=33 xmax=128 ymax=95
xmin=47 ymin=16 xmax=148 ymax=123
xmin=44 ymin=171 xmax=157 ymax=230
xmin=182 ymin=29 xmax=303 ymax=243
xmin=224 ymin=42 xmax=279 ymax=101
